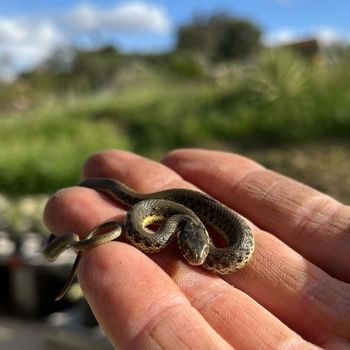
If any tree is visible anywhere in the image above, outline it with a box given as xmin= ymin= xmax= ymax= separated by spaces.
xmin=70 ymin=45 xmax=121 ymax=89
xmin=176 ymin=14 xmax=261 ymax=62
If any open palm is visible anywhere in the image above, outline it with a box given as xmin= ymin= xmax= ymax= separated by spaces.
xmin=44 ymin=149 xmax=350 ymax=349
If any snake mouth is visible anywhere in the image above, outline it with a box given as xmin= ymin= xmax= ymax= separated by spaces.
xmin=187 ymin=257 xmax=206 ymax=266
xmin=178 ymin=233 xmax=210 ymax=266
xmin=181 ymin=245 xmax=209 ymax=266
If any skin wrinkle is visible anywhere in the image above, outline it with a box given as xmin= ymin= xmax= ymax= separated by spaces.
xmin=292 ymin=194 xmax=338 ymax=240
xmin=177 ymin=267 xmax=261 ymax=333
xmin=241 ymin=233 xmax=304 ymax=294
xmin=257 ymin=183 xmax=350 ymax=281
xmin=148 ymin=307 xmax=232 ymax=349
xmin=204 ymin=159 xmax=266 ymax=206
xmin=189 ymin=283 xmax=233 ymax=317
xmin=250 ymin=172 xmax=288 ymax=203
xmin=227 ymin=229 xmax=350 ymax=343
xmin=200 ymin=292 xmax=259 ymax=349
xmin=176 ymin=270 xmax=261 ymax=348
xmin=177 ymin=270 xmax=315 ymax=350
xmin=288 ymin=196 xmax=350 ymax=277
xmin=240 ymin=173 xmax=302 ymax=223
xmin=302 ymin=274 xmax=350 ymax=334
xmin=132 ymin=303 xmax=199 ymax=349
xmin=190 ymin=286 xmax=255 ymax=347
xmin=317 ymin=205 xmax=350 ymax=239
xmin=80 ymin=246 xmax=197 ymax=348
xmin=226 ymin=168 xmax=268 ymax=207
xmin=79 ymin=241 xmax=232 ymax=349
xmin=280 ymin=182 xmax=332 ymax=237
xmin=331 ymin=206 xmax=350 ymax=234
xmin=244 ymin=313 xmax=302 ymax=350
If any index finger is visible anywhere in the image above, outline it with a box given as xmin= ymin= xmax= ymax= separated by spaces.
xmin=80 ymin=243 xmax=231 ymax=349
xmin=44 ymin=183 xmax=231 ymax=349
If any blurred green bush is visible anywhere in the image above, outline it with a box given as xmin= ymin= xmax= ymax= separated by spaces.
xmin=0 ymin=47 xmax=349 ymax=196
xmin=0 ymin=107 xmax=129 ymax=195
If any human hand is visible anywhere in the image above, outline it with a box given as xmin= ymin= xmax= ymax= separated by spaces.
xmin=44 ymin=149 xmax=350 ymax=349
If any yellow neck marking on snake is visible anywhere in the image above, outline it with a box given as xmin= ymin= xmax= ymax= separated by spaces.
xmin=141 ymin=215 xmax=165 ymax=229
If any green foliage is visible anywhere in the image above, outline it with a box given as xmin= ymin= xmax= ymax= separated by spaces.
xmin=214 ymin=18 xmax=261 ymax=61
xmin=70 ymin=46 xmax=121 ymax=90
xmin=249 ymin=49 xmax=309 ymax=100
xmin=1 ymin=47 xmax=350 ymax=196
xmin=165 ymin=52 xmax=206 ymax=79
xmin=176 ymin=13 xmax=261 ymax=61
xmin=18 ymin=46 xmax=123 ymax=94
xmin=0 ymin=107 xmax=130 ymax=194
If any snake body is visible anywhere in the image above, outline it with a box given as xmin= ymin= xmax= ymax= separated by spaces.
xmin=44 ymin=178 xmax=255 ymax=299
xmin=79 ymin=178 xmax=254 ymax=273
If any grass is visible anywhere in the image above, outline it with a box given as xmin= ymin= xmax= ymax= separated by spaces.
xmin=0 ymin=103 xmax=130 ymax=194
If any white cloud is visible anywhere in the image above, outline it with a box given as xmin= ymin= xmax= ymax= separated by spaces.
xmin=0 ymin=19 xmax=64 ymax=50
xmin=0 ymin=2 xmax=171 ymax=80
xmin=0 ymin=19 xmax=28 ymax=43
xmin=265 ymin=26 xmax=350 ymax=46
xmin=0 ymin=19 xmax=65 ymax=80
xmin=66 ymin=3 xmax=171 ymax=34
xmin=314 ymin=27 xmax=345 ymax=45
xmin=264 ymin=28 xmax=297 ymax=45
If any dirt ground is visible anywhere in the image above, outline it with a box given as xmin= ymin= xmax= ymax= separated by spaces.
xmin=0 ymin=317 xmax=46 ymax=350
xmin=246 ymin=140 xmax=350 ymax=204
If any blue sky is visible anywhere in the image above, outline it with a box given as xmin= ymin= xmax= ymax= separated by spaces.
xmin=0 ymin=1 xmax=349 ymax=79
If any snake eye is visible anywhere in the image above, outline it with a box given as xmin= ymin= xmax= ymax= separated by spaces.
xmin=177 ymin=221 xmax=210 ymax=266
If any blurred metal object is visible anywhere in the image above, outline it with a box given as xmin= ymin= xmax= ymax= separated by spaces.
xmin=0 ymin=231 xmax=15 ymax=258
xmin=44 ymin=300 xmax=113 ymax=350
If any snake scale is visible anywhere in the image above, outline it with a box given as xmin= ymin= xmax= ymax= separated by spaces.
xmin=43 ymin=178 xmax=255 ymax=300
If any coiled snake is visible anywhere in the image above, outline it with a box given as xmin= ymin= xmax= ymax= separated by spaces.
xmin=43 ymin=178 xmax=255 ymax=300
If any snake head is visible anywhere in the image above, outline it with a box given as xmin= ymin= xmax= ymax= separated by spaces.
xmin=177 ymin=220 xmax=210 ymax=266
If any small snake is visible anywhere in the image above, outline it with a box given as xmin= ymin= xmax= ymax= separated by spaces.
xmin=43 ymin=178 xmax=255 ymax=300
